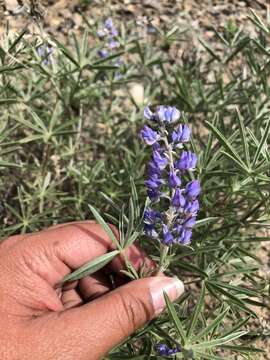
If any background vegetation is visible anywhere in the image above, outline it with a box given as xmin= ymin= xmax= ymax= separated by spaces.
xmin=0 ymin=7 xmax=270 ymax=359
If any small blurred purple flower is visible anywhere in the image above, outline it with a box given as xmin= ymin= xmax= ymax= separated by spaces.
xmin=156 ymin=343 xmax=181 ymax=356
xmin=97 ymin=29 xmax=105 ymax=38
xmin=37 ymin=45 xmax=53 ymax=65
xmin=108 ymin=39 xmax=119 ymax=49
xmin=97 ymin=18 xmax=122 ymax=77
xmin=104 ymin=18 xmax=113 ymax=30
xmin=98 ymin=49 xmax=109 ymax=58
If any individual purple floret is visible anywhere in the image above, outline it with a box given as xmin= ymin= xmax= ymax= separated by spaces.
xmin=140 ymin=125 xmax=160 ymax=145
xmin=141 ymin=105 xmax=200 ymax=246
xmin=172 ymin=124 xmax=191 ymax=144
xmin=98 ymin=49 xmax=109 ymax=59
xmin=37 ymin=44 xmax=53 ymax=65
xmin=155 ymin=343 xmax=181 ymax=357
xmin=175 ymin=151 xmax=197 ymax=171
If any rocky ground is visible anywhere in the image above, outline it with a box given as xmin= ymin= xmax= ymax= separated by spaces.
xmin=0 ymin=0 xmax=268 ymax=40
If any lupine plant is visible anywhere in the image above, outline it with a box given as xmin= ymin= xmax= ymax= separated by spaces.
xmin=0 ymin=7 xmax=270 ymax=359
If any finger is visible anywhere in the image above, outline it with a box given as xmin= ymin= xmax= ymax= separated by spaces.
xmin=14 ymin=222 xmax=155 ymax=287
xmin=78 ymin=272 xmax=111 ymax=301
xmin=61 ymin=289 xmax=83 ymax=309
xmin=46 ymin=276 xmax=184 ymax=360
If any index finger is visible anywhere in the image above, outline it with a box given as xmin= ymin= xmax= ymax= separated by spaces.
xmin=14 ymin=221 xmax=155 ymax=286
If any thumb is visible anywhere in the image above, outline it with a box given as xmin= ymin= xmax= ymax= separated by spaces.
xmin=51 ymin=276 xmax=184 ymax=360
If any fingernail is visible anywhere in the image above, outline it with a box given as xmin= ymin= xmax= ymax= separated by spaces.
xmin=150 ymin=277 xmax=184 ymax=316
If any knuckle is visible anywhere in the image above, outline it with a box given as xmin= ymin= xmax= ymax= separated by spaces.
xmin=116 ymin=291 xmax=145 ymax=337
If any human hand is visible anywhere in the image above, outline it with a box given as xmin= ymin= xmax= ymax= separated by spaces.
xmin=0 ymin=221 xmax=184 ymax=360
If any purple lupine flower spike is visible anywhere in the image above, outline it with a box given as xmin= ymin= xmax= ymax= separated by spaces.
xmin=140 ymin=105 xmax=200 ymax=246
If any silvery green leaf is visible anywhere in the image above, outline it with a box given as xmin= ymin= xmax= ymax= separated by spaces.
xmin=89 ymin=205 xmax=120 ymax=250
xmin=61 ymin=250 xmax=120 ymax=283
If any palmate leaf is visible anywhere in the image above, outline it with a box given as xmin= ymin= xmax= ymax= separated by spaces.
xmin=205 ymin=120 xmax=249 ymax=173
xmin=192 ymin=307 xmax=229 ymax=342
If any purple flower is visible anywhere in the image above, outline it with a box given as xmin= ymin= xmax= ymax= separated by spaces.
xmin=183 ymin=216 xmax=196 ymax=229
xmin=172 ymin=124 xmax=191 ymax=143
xmin=186 ymin=180 xmax=201 ymax=199
xmin=143 ymin=208 xmax=161 ymax=224
xmin=97 ymin=29 xmax=105 ymax=38
xmin=98 ymin=49 xmax=109 ymax=58
xmin=97 ymin=18 xmax=122 ymax=78
xmin=175 ymin=151 xmax=197 ymax=171
xmin=102 ymin=18 xmax=119 ymax=37
xmin=144 ymin=224 xmax=158 ymax=238
xmin=156 ymin=106 xmax=181 ymax=123
xmin=144 ymin=106 xmax=156 ymax=121
xmin=172 ymin=188 xmax=186 ymax=208
xmin=162 ymin=225 xmax=174 ymax=245
xmin=168 ymin=171 xmax=181 ymax=188
xmin=156 ymin=343 xmax=181 ymax=356
xmin=37 ymin=45 xmax=53 ymax=65
xmin=148 ymin=160 xmax=162 ymax=176
xmin=147 ymin=188 xmax=160 ymax=202
xmin=104 ymin=18 xmax=113 ymax=30
xmin=145 ymin=174 xmax=163 ymax=189
xmin=140 ymin=125 xmax=160 ymax=145
xmin=152 ymin=150 xmax=168 ymax=170
xmin=108 ymin=39 xmax=119 ymax=49
xmin=178 ymin=229 xmax=192 ymax=245
xmin=184 ymin=200 xmax=199 ymax=215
